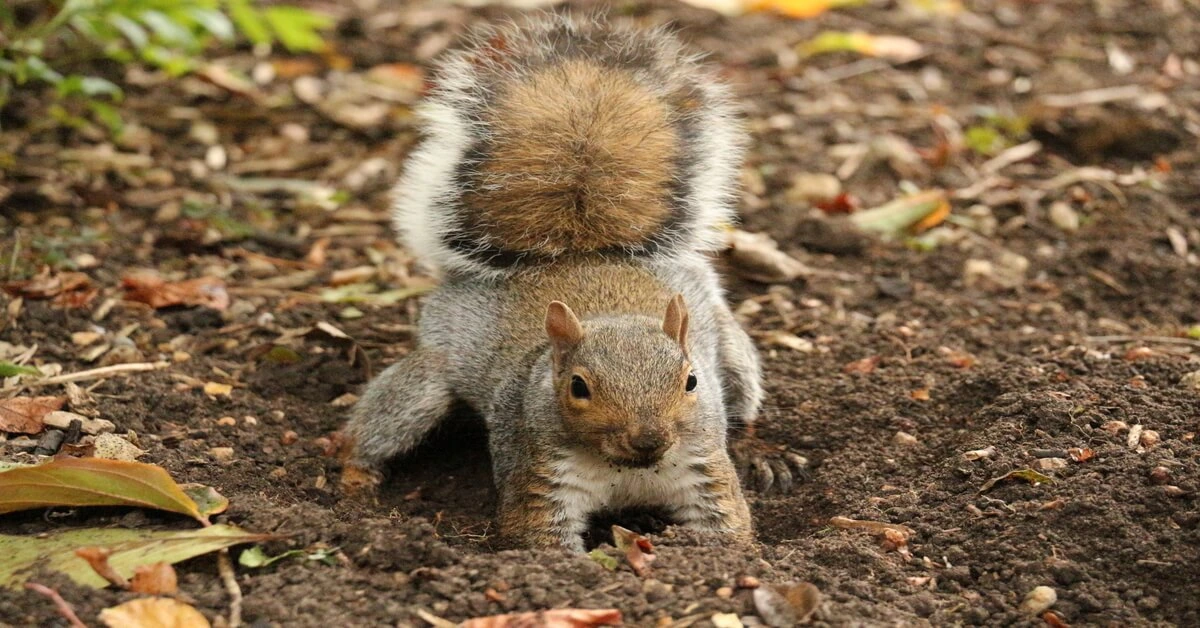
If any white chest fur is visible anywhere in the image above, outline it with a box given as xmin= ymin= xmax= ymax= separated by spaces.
xmin=548 ymin=446 xmax=712 ymax=538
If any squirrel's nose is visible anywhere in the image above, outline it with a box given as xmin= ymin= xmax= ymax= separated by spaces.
xmin=630 ymin=431 xmax=669 ymax=458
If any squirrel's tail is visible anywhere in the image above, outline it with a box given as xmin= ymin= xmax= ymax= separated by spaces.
xmin=393 ymin=13 xmax=746 ymax=276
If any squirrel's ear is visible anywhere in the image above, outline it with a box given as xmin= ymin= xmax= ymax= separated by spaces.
xmin=545 ymin=301 xmax=584 ymax=366
xmin=663 ymin=294 xmax=689 ymax=355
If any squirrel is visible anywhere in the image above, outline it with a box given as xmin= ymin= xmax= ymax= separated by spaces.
xmin=339 ymin=14 xmax=805 ymax=551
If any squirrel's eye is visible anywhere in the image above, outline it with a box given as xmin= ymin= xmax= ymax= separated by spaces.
xmin=685 ymin=371 xmax=698 ymax=393
xmin=570 ymin=375 xmax=591 ymax=399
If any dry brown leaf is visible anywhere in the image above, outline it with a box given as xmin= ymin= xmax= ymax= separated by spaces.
xmin=129 ymin=562 xmax=178 ymax=595
xmin=1067 ymin=447 xmax=1095 ymax=463
xmin=2 ymin=271 xmax=96 ymax=309
xmin=724 ymin=229 xmax=811 ymax=284
xmin=75 ymin=547 xmax=130 ymax=588
xmin=122 ymin=273 xmax=229 ymax=311
xmin=842 ymin=356 xmax=880 ymax=375
xmin=99 ymin=597 xmax=211 ymax=628
xmin=753 ymin=582 xmax=821 ymax=626
xmin=0 ymin=396 xmax=65 ymax=434
xmin=461 ymin=608 xmax=623 ymax=628
xmin=611 ymin=525 xmax=656 ymax=577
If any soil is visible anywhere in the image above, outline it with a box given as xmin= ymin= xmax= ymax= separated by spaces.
xmin=2 ymin=0 xmax=1199 ymax=626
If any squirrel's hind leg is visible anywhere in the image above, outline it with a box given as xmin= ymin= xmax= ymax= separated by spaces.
xmin=716 ymin=309 xmax=810 ymax=494
xmin=339 ymin=347 xmax=454 ymax=493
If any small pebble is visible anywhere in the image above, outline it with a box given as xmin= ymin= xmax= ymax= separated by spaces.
xmin=1149 ymin=466 xmax=1171 ymax=485
xmin=1127 ymin=424 xmax=1144 ymax=450
xmin=269 ymin=468 xmax=287 ymax=479
xmin=209 ymin=446 xmax=235 ymax=462
xmin=1036 ymin=458 xmax=1068 ymax=471
xmin=217 ymin=416 xmax=237 ymax=427
xmin=1139 ymin=430 xmax=1160 ymax=448
xmin=1019 ymin=586 xmax=1057 ymax=615
xmin=243 ymin=416 xmax=258 ymax=426
xmin=894 ymin=431 xmax=919 ymax=446
xmin=42 ymin=411 xmax=115 ymax=435
xmin=716 ymin=586 xmax=734 ymax=599
xmin=1101 ymin=420 xmax=1128 ymax=434
xmin=1180 ymin=370 xmax=1200 ymax=391
xmin=737 ymin=576 xmax=761 ymax=589
xmin=281 ymin=430 xmax=299 ymax=445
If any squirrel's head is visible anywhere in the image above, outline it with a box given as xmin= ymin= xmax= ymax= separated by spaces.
xmin=544 ymin=295 xmax=697 ymax=468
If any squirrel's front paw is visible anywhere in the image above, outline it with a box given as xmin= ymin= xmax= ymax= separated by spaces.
xmin=732 ymin=438 xmax=810 ymax=495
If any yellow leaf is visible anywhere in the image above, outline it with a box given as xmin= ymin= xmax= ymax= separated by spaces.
xmin=100 ymin=597 xmax=211 ymax=628
xmin=751 ymin=0 xmax=865 ymax=18
xmin=0 ymin=457 xmax=201 ymax=519
xmin=800 ymin=31 xmax=925 ymax=63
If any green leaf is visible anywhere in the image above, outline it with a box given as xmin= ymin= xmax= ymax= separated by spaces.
xmin=227 ymin=0 xmax=271 ymax=45
xmin=186 ymin=7 xmax=235 ymax=41
xmin=238 ymin=545 xmax=337 ymax=569
xmin=20 ymin=57 xmax=63 ymax=85
xmin=138 ymin=9 xmax=198 ymax=50
xmin=108 ymin=14 xmax=150 ymax=49
xmin=180 ymin=483 xmax=229 ymax=517
xmin=0 ymin=361 xmax=41 ymax=377
xmin=849 ymin=190 xmax=949 ymax=238
xmin=262 ymin=6 xmax=332 ymax=52
xmin=1186 ymin=325 xmax=1200 ymax=340
xmin=587 ymin=548 xmax=618 ymax=571
xmin=0 ymin=524 xmax=272 ymax=589
xmin=88 ymin=100 xmax=124 ymax=136
xmin=0 ymin=457 xmax=204 ymax=521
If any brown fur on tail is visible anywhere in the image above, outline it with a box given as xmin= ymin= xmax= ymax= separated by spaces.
xmin=392 ymin=14 xmax=745 ymax=276
xmin=462 ymin=59 xmax=679 ymax=256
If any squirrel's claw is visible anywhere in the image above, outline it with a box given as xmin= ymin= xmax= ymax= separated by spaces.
xmin=734 ymin=439 xmax=810 ymax=495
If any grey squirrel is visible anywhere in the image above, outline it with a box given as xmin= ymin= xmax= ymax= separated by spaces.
xmin=339 ymin=13 xmax=806 ymax=551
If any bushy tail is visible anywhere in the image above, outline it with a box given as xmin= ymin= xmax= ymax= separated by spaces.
xmin=392 ymin=13 xmax=745 ymax=276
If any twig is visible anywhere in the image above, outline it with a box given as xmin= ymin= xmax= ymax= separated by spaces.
xmin=829 ymin=516 xmax=915 ymax=539
xmin=25 ymin=583 xmax=88 ymax=628
xmin=27 ymin=362 xmax=171 ymax=387
xmin=1039 ymin=85 xmax=1146 ymax=108
xmin=1086 ymin=335 xmax=1200 ymax=348
xmin=217 ymin=549 xmax=243 ymax=628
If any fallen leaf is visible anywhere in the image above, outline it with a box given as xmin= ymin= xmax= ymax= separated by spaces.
xmin=724 ymin=229 xmax=811 ymax=284
xmin=848 ymin=190 xmax=950 ymax=238
xmin=843 ymin=356 xmax=880 ymax=375
xmin=0 ymin=457 xmax=204 ymax=520
xmin=122 ymin=272 xmax=230 ymax=311
xmin=750 ymin=0 xmax=864 ymax=19
xmin=753 ymin=582 xmax=821 ymax=627
xmin=99 ymin=596 xmax=210 ymax=628
xmin=0 ymin=396 xmax=65 ymax=434
xmin=180 ymin=484 xmax=229 ymax=517
xmin=461 ymin=608 xmax=623 ymax=628
xmin=3 ymin=271 xmax=95 ymax=308
xmin=587 ymin=549 xmax=618 ymax=571
xmin=0 ymin=525 xmax=271 ymax=589
xmin=1066 ymin=448 xmax=1094 ymax=463
xmin=800 ymin=31 xmax=925 ymax=63
xmin=0 ymin=361 xmax=42 ymax=378
xmin=611 ymin=525 xmax=656 ymax=577
xmin=129 ymin=562 xmax=178 ymax=595
xmin=76 ymin=547 xmax=130 ymax=588
xmin=978 ymin=468 xmax=1055 ymax=493
xmin=815 ymin=193 xmax=858 ymax=215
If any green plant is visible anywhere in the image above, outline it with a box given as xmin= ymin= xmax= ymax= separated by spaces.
xmin=0 ymin=0 xmax=332 ymax=132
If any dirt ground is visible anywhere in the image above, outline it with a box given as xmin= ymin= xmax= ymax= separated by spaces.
xmin=2 ymin=0 xmax=1199 ymax=626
